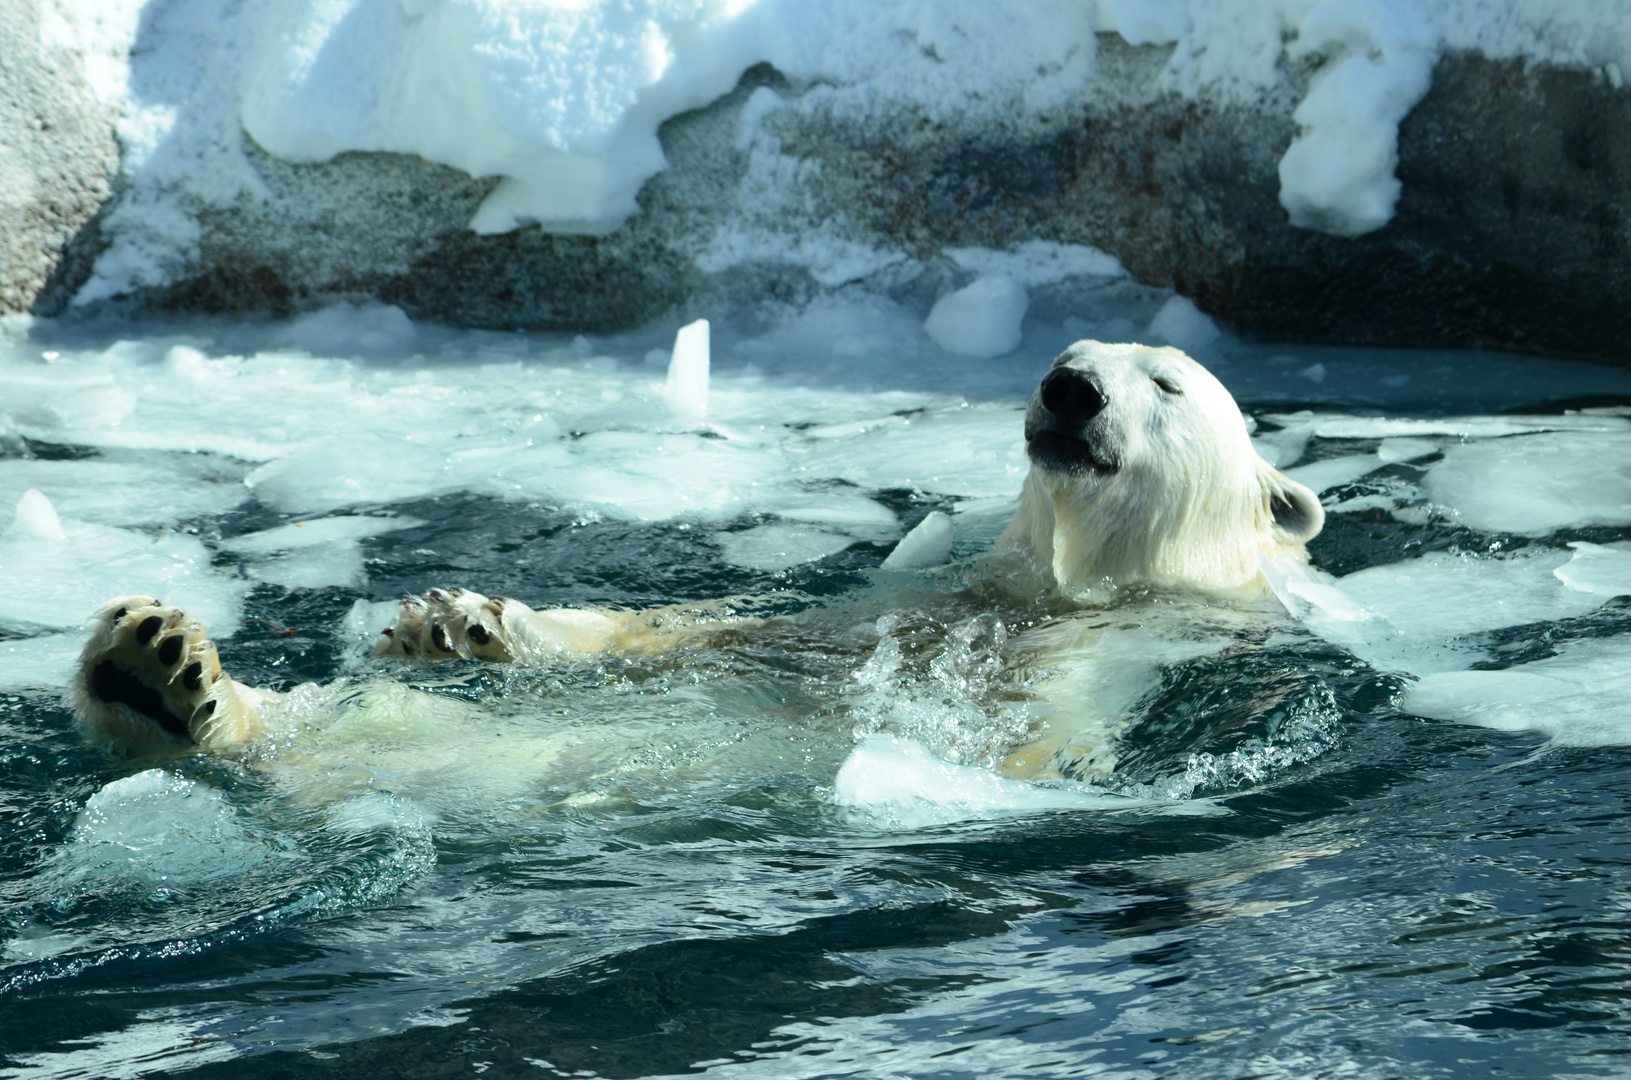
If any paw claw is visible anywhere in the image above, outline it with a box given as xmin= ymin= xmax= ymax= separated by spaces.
xmin=75 ymin=597 xmax=262 ymax=751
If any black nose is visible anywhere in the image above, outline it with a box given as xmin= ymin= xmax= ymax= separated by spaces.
xmin=1039 ymin=367 xmax=1106 ymax=423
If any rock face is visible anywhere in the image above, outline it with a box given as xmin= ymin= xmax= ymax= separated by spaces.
xmin=0 ymin=2 xmax=120 ymax=318
xmin=10 ymin=36 xmax=1631 ymax=366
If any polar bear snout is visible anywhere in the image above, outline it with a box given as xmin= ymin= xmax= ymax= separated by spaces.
xmin=1038 ymin=366 xmax=1106 ymax=424
xmin=1025 ymin=366 xmax=1119 ymax=476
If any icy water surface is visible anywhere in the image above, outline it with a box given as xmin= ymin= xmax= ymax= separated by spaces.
xmin=4 ymin=302 xmax=1631 ymax=1079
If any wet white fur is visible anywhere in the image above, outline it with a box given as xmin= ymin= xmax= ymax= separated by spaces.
xmin=996 ymin=341 xmax=1323 ymax=599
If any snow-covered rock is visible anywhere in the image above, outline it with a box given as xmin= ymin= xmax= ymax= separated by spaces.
xmin=4 ymin=0 xmax=1631 ymax=363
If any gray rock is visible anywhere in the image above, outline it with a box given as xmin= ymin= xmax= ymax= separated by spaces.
xmin=8 ymin=35 xmax=1631 ymax=365
xmin=0 ymin=0 xmax=120 ymax=318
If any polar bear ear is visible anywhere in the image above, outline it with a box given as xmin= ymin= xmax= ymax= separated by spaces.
xmin=1261 ymin=468 xmax=1324 ymax=545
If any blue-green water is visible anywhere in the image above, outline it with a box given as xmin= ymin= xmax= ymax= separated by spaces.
xmin=4 ymin=311 xmax=1631 ymax=1079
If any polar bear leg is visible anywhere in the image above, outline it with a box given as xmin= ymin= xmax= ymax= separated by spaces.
xmin=374 ymin=588 xmax=620 ymax=663
xmin=373 ymin=588 xmax=762 ymax=664
xmin=74 ymin=597 xmax=272 ymax=751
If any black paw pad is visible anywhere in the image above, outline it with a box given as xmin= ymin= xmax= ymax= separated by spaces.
xmin=431 ymin=624 xmax=453 ymax=653
xmin=468 ymin=625 xmax=491 ymax=645
xmin=158 ymin=635 xmax=183 ymax=666
xmin=136 ymin=615 xmax=163 ymax=644
xmin=182 ymin=661 xmax=203 ymax=690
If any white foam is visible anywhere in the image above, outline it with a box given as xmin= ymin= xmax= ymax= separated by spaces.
xmin=66 ymin=769 xmax=271 ymax=885
xmin=924 ymin=277 xmax=1030 ymax=358
xmin=881 ymin=511 xmax=954 ymax=570
xmin=834 ymin=734 xmax=1149 ymax=828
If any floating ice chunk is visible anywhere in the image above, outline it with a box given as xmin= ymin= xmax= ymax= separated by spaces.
xmin=281 ymin=302 xmax=417 ymax=355
xmin=1554 ymin=541 xmax=1631 ymax=597
xmin=1262 ymin=412 xmax=1631 ymax=439
xmin=924 ymin=277 xmax=1029 ymax=358
xmin=768 ymin=496 xmax=900 ymax=543
xmin=1376 ymin=436 xmax=1438 ymax=462
xmin=1278 ymin=0 xmax=1441 ymax=237
xmin=1252 ymin=420 xmax=1316 ymax=468
xmin=714 ymin=524 xmax=853 ymax=571
xmin=245 ymin=435 xmax=454 ymax=514
xmin=1404 ymin=639 xmax=1631 ymax=747
xmin=881 ymin=511 xmax=954 ymax=570
xmin=10 ymin=489 xmax=65 ymax=540
xmin=1423 ymin=432 xmax=1631 ymax=534
xmin=1284 ymin=452 xmax=1382 ymax=494
xmin=223 ymin=515 xmax=425 ymax=555
xmin=0 ymin=633 xmax=84 ymax=689
xmin=799 ymin=404 xmax=1030 ymax=499
xmin=665 ymin=319 xmax=710 ymax=419
xmin=1324 ymin=547 xmax=1613 ymax=676
xmin=835 ymin=735 xmax=1146 ymax=828
xmin=1146 ymin=294 xmax=1220 ymax=351
xmin=0 ymin=495 xmax=248 ymax=635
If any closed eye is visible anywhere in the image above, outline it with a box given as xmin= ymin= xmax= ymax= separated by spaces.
xmin=1152 ymin=375 xmax=1183 ymax=395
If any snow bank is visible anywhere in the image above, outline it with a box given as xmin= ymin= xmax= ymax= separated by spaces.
xmin=239 ymin=0 xmax=1100 ymax=237
xmin=1277 ymin=0 xmax=1441 ymax=238
xmin=66 ymin=0 xmax=1631 ymax=302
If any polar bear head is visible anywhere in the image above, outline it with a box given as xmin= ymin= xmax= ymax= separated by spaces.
xmin=997 ymin=340 xmax=1323 ymax=598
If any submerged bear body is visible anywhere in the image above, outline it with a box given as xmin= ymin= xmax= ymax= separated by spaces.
xmin=72 ymin=341 xmax=1324 ymax=785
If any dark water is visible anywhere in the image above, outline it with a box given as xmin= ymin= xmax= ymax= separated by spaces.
xmin=5 ymin=332 xmax=1631 ymax=1080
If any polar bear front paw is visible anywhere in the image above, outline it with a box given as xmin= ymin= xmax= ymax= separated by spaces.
xmin=375 ymin=588 xmax=519 ymax=662
xmin=74 ymin=597 xmax=265 ymax=751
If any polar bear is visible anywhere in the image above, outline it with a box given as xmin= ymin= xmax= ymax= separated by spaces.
xmin=72 ymin=340 xmax=1323 ymax=773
